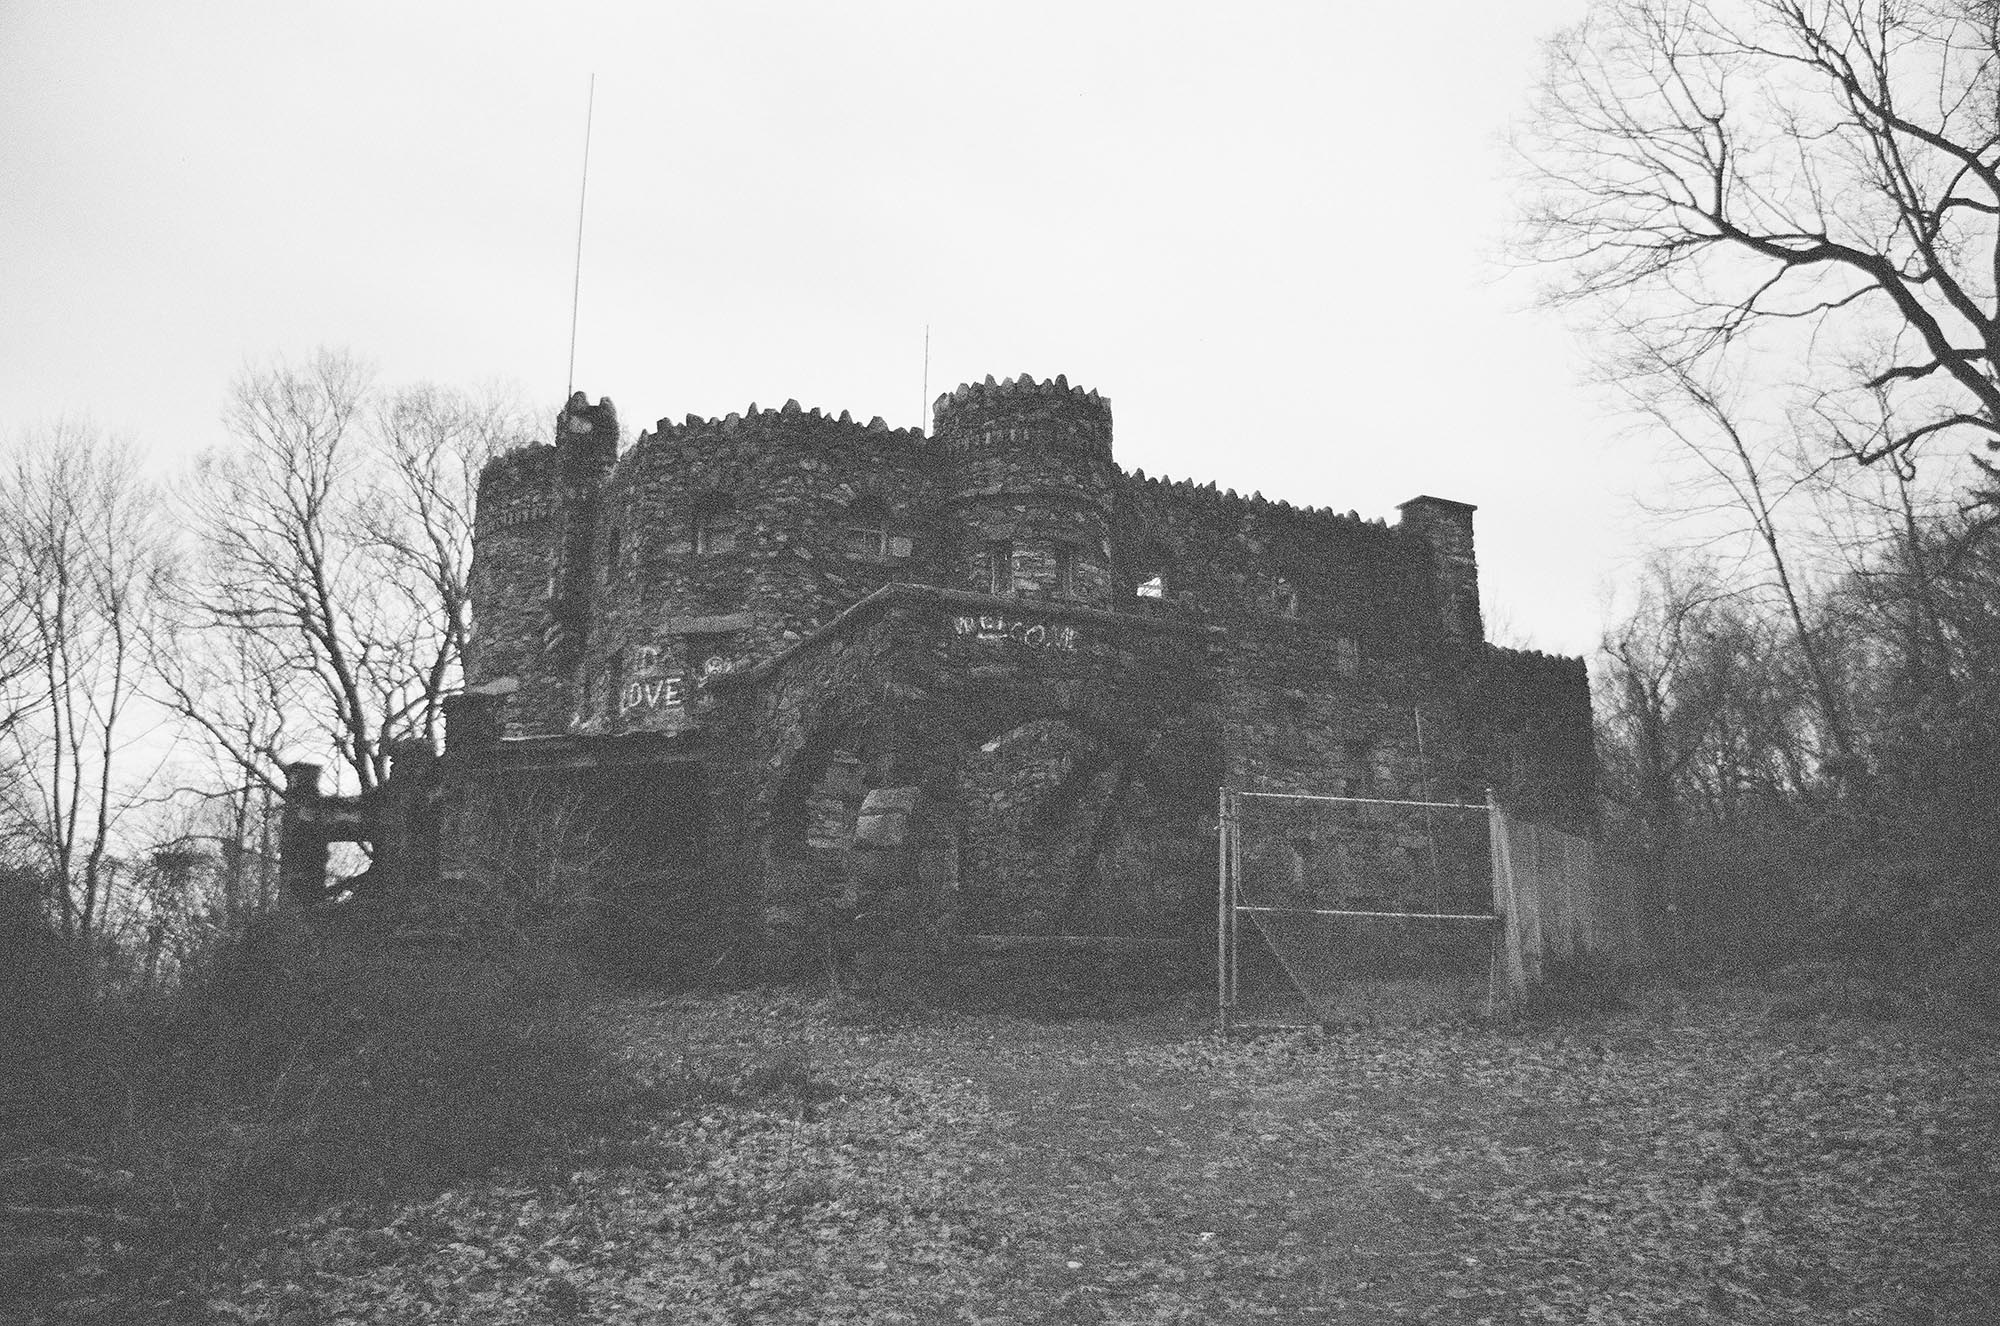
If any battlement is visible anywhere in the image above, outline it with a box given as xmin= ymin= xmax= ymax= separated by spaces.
xmin=634 ymin=397 xmax=928 ymax=458
xmin=1121 ymin=468 xmax=1400 ymax=535
xmin=1486 ymin=643 xmax=1590 ymax=679
xmin=932 ymin=374 xmax=1113 ymax=462
xmin=473 ymin=392 xmax=619 ymax=533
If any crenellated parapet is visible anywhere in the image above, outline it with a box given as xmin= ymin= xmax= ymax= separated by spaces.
xmin=474 ymin=443 xmax=559 ymax=535
xmin=1121 ymin=467 xmax=1400 ymax=531
xmin=637 ymin=398 xmax=928 ymax=458
xmin=1473 ymin=643 xmax=1596 ymax=825
xmin=931 ymin=373 xmax=1113 ymax=462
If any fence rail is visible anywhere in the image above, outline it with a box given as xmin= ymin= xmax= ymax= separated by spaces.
xmin=1220 ymin=787 xmax=1634 ymax=1029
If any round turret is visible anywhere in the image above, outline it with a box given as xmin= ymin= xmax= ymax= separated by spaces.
xmin=465 ymin=393 xmax=618 ymax=737
xmin=933 ymin=374 xmax=1116 ymax=608
xmin=577 ymin=399 xmax=937 ymax=736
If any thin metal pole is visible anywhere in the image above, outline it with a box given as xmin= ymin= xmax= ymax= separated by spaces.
xmin=1233 ymin=790 xmax=1485 ymax=811
xmin=1216 ymin=804 xmax=1232 ymax=1020
xmin=1234 ymin=905 xmax=1499 ymax=922
xmin=1216 ymin=787 xmax=1228 ymax=1033
xmin=566 ymin=73 xmax=597 ymax=399
xmin=1415 ymin=708 xmax=1442 ymax=911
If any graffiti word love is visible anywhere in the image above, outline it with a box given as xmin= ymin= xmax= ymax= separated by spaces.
xmin=621 ymin=675 xmax=685 ymax=712
xmin=952 ymin=615 xmax=1079 ymax=651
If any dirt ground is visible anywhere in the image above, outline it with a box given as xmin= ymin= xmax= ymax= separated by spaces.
xmin=198 ymin=984 xmax=1999 ymax=1325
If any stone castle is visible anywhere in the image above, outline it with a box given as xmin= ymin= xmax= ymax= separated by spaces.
xmin=282 ymin=375 xmax=1592 ymax=959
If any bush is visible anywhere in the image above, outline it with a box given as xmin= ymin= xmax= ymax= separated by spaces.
xmin=0 ymin=910 xmax=619 ymax=1314
xmin=164 ymin=914 xmax=609 ymax=1211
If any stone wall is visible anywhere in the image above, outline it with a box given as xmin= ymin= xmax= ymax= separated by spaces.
xmin=423 ymin=370 xmax=1595 ymax=967
xmin=585 ymin=402 xmax=932 ymax=737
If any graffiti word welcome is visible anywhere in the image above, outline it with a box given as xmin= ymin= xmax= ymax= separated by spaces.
xmin=952 ymin=615 xmax=1080 ymax=651
xmin=621 ymin=675 xmax=685 ymax=712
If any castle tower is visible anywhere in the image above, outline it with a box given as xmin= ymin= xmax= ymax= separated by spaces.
xmin=465 ymin=392 xmax=617 ymax=735
xmin=933 ymin=374 xmax=1117 ymax=609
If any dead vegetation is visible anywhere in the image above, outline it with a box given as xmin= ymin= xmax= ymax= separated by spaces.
xmin=11 ymin=974 xmax=1993 ymax=1325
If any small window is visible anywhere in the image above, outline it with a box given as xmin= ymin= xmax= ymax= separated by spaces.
xmin=602 ymin=529 xmax=621 ymax=584
xmin=693 ymin=495 xmax=737 ymax=554
xmin=1055 ymin=544 xmax=1079 ymax=598
xmin=1136 ymin=573 xmax=1165 ymax=599
xmin=842 ymin=500 xmax=912 ymax=560
xmin=1270 ymin=577 xmax=1300 ymax=619
xmin=984 ymin=540 xmax=1012 ymax=595
xmin=844 ymin=499 xmax=887 ymax=557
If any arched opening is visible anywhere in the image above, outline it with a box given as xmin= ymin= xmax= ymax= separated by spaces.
xmin=763 ymin=733 xmax=873 ymax=957
xmin=954 ymin=714 xmax=1215 ymax=937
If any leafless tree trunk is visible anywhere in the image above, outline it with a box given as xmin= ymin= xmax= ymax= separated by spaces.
xmin=0 ymin=424 xmax=170 ymax=945
xmin=1624 ymin=354 xmax=1859 ymax=769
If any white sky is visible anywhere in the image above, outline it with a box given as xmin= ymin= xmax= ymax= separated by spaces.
xmin=0 ymin=0 xmax=1642 ymax=657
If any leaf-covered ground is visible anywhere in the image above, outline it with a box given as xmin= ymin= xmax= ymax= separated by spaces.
xmin=188 ymin=988 xmax=1999 ymax=1323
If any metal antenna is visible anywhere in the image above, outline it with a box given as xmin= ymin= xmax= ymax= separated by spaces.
xmin=566 ymin=73 xmax=597 ymax=399
xmin=921 ymin=324 xmax=930 ymax=435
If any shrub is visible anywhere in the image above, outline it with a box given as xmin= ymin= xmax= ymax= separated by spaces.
xmin=0 ymin=909 xmax=620 ymax=1314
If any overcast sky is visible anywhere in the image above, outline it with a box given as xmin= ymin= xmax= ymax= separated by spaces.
xmin=0 ymin=0 xmax=1642 ymax=656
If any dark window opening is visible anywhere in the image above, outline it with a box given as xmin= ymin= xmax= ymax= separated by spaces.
xmin=984 ymin=540 xmax=1012 ymax=595
xmin=1055 ymin=544 xmax=1079 ymax=598
xmin=843 ymin=499 xmax=910 ymax=559
xmin=693 ymin=495 xmax=737 ymax=554
xmin=1270 ymin=577 xmax=1300 ymax=619
xmin=603 ymin=529 xmax=621 ymax=584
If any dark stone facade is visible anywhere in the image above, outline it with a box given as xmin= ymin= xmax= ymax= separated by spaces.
xmin=283 ymin=375 xmax=1593 ymax=963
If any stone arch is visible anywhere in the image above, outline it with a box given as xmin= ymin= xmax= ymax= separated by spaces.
xmin=948 ymin=703 xmax=1221 ymax=938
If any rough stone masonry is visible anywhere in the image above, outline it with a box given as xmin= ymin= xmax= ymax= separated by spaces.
xmin=280 ymin=374 xmax=1593 ymax=966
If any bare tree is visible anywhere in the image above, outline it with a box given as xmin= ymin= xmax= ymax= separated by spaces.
xmin=0 ymin=423 xmax=171 ymax=943
xmin=180 ymin=351 xmax=530 ymax=797
xmin=1623 ymin=352 xmax=1859 ymax=766
xmin=1519 ymin=0 xmax=2000 ymax=472
xmin=358 ymin=382 xmax=525 ymax=744
xmin=148 ymin=620 xmax=292 ymax=916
